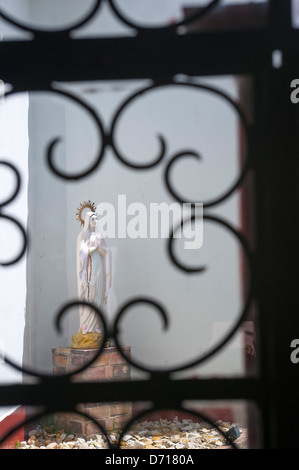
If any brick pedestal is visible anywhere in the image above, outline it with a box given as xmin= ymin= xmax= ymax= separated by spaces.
xmin=52 ymin=346 xmax=132 ymax=437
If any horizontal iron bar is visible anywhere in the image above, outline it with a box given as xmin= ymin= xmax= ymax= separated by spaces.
xmin=0 ymin=378 xmax=261 ymax=409
xmin=2 ymin=28 xmax=299 ymax=85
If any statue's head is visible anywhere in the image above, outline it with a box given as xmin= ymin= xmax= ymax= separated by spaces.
xmin=82 ymin=210 xmax=94 ymax=223
xmin=82 ymin=211 xmax=97 ymax=239
xmin=76 ymin=200 xmax=97 ymax=227
xmin=89 ymin=213 xmax=97 ymax=230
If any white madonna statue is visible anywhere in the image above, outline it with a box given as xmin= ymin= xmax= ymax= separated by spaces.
xmin=71 ymin=205 xmax=112 ymax=349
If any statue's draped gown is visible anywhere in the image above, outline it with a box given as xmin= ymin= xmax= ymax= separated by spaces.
xmin=77 ymin=212 xmax=112 ymax=334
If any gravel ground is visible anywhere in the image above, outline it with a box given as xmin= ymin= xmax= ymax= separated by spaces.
xmin=17 ymin=417 xmax=247 ymax=449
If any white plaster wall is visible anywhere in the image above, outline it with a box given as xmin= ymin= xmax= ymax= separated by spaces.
xmin=0 ymin=0 xmax=30 ymax=421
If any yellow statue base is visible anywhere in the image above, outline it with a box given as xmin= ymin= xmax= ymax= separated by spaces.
xmin=71 ymin=332 xmax=110 ymax=349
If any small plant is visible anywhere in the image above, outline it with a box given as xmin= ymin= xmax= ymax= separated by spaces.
xmin=39 ymin=415 xmax=61 ymax=434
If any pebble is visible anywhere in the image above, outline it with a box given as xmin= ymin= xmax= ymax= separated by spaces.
xmin=17 ymin=418 xmax=247 ymax=449
xmin=46 ymin=442 xmax=58 ymax=449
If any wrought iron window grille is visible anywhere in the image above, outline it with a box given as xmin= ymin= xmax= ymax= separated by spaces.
xmin=0 ymin=0 xmax=298 ymax=450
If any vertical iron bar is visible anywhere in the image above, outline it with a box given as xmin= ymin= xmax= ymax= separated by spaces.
xmin=268 ymin=0 xmax=292 ymax=31
xmin=254 ymin=64 xmax=299 ymax=448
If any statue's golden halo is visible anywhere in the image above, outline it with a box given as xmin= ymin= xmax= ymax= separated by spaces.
xmin=76 ymin=200 xmax=97 ymax=226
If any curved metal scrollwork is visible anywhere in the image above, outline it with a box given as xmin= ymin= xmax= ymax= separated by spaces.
xmin=0 ymin=408 xmax=111 ymax=449
xmin=1 ymin=300 xmax=108 ymax=379
xmin=169 ymin=214 xmax=252 ymax=369
xmin=0 ymin=0 xmax=103 ymax=35
xmin=111 ymin=213 xmax=252 ymax=374
xmin=107 ymin=0 xmax=221 ymax=33
xmin=0 ymin=161 xmax=21 ymax=207
xmin=0 ymin=161 xmax=27 ymax=266
xmin=4 ymin=80 xmax=250 ymax=188
xmin=0 ymin=0 xmax=222 ymax=36
xmin=109 ymin=80 xmax=250 ymax=206
xmin=5 ymin=87 xmax=106 ymax=181
xmin=164 ymin=150 xmax=202 ymax=203
xmin=45 ymin=86 xmax=107 ymax=180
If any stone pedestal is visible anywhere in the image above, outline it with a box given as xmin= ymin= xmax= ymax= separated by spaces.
xmin=52 ymin=346 xmax=132 ymax=437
